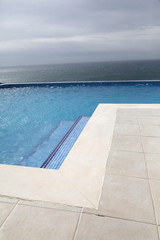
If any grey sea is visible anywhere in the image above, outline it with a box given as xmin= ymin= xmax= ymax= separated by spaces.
xmin=0 ymin=59 xmax=160 ymax=84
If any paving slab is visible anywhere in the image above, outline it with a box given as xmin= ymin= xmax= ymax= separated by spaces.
xmin=115 ymin=114 xmax=138 ymax=124
xmin=138 ymin=116 xmax=160 ymax=125
xmin=106 ymin=151 xmax=147 ymax=178
xmin=117 ymin=108 xmax=160 ymax=116
xmin=140 ymin=125 xmax=160 ymax=137
xmin=85 ymin=174 xmax=156 ymax=224
xmin=141 ymin=137 xmax=160 ymax=154
xmin=114 ymin=124 xmax=140 ymax=136
xmin=75 ymin=213 xmax=159 ymax=240
xmin=0 ymin=204 xmax=80 ymax=240
xmin=0 ymin=202 xmax=15 ymax=226
xmin=145 ymin=154 xmax=160 ymax=180
xmin=111 ymin=134 xmax=143 ymax=152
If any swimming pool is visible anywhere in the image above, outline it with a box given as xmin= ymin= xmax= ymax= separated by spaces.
xmin=1 ymin=81 xmax=160 ymax=168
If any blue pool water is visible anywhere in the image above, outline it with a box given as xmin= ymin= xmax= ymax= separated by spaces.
xmin=0 ymin=81 xmax=160 ymax=167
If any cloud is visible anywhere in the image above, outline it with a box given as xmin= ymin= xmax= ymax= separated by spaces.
xmin=0 ymin=0 xmax=160 ymax=66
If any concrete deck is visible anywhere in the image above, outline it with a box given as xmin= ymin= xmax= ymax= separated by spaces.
xmin=1 ymin=104 xmax=160 ymax=239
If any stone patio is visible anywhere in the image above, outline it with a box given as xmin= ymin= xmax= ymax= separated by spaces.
xmin=0 ymin=106 xmax=160 ymax=239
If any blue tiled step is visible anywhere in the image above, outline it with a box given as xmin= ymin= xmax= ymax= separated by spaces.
xmin=41 ymin=116 xmax=90 ymax=169
xmin=20 ymin=120 xmax=75 ymax=168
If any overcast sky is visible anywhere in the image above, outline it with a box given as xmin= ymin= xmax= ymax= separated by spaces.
xmin=0 ymin=0 xmax=160 ymax=66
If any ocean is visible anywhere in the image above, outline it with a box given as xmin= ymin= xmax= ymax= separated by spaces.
xmin=0 ymin=59 xmax=160 ymax=84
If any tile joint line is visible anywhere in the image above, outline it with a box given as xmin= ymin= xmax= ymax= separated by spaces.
xmin=73 ymin=207 xmax=84 ymax=240
xmin=0 ymin=200 xmax=20 ymax=229
xmin=138 ymin=114 xmax=160 ymax=240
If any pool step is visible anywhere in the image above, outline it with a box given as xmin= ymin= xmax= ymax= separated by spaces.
xmin=41 ymin=116 xmax=90 ymax=169
xmin=20 ymin=120 xmax=75 ymax=167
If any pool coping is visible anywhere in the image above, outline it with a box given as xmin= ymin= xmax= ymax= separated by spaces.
xmin=1 ymin=80 xmax=160 ymax=88
xmin=1 ymin=104 xmax=160 ymax=209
